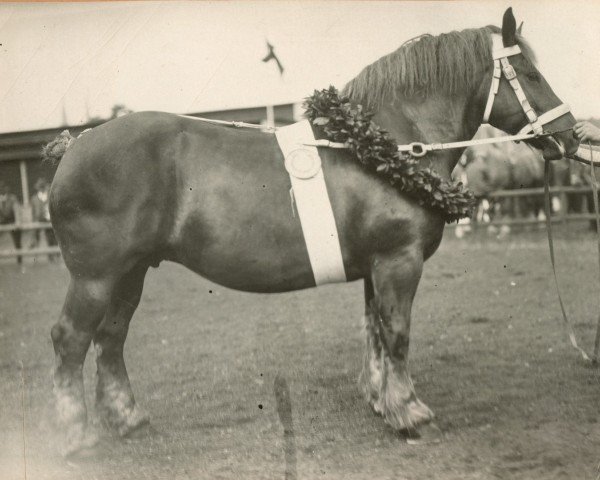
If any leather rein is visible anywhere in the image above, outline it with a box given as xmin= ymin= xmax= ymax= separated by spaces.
xmin=543 ymin=144 xmax=600 ymax=364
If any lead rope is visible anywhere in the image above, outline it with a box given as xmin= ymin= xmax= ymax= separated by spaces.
xmin=587 ymin=142 xmax=600 ymax=363
xmin=544 ymin=159 xmax=592 ymax=362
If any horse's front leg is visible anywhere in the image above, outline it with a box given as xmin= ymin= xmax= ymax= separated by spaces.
xmin=359 ymin=277 xmax=385 ymax=414
xmin=371 ymin=247 xmax=433 ymax=433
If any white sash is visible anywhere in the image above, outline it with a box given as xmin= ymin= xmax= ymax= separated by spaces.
xmin=275 ymin=120 xmax=347 ymax=285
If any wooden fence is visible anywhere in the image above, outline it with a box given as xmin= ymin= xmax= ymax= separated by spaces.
xmin=0 ymin=222 xmax=60 ymax=259
xmin=448 ymin=185 xmax=598 ymax=228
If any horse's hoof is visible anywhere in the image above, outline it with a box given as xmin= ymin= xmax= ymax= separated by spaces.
xmin=362 ymin=384 xmax=384 ymax=417
xmin=98 ymin=400 xmax=150 ymax=437
xmin=117 ymin=405 xmax=150 ymax=438
xmin=384 ymin=398 xmax=434 ymax=433
xmin=405 ymin=422 xmax=443 ymax=445
xmin=367 ymin=398 xmax=384 ymax=417
xmin=62 ymin=428 xmax=99 ymax=459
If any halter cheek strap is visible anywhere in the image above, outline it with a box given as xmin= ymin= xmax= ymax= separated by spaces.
xmin=483 ymin=34 xmax=570 ymax=135
xmin=482 ymin=37 xmax=521 ymax=124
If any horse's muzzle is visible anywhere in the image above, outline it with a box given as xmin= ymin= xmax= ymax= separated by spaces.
xmin=528 ymin=131 xmax=579 ymax=160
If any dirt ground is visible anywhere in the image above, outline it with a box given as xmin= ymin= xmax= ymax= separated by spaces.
xmin=1 ymin=225 xmax=599 ymax=480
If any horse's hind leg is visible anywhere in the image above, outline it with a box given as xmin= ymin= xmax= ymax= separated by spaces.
xmin=51 ymin=277 xmax=114 ymax=455
xmin=359 ymin=277 xmax=384 ymax=415
xmin=371 ymin=247 xmax=434 ymax=433
xmin=94 ymin=264 xmax=149 ymax=436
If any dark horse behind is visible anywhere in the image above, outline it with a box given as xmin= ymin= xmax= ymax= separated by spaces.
xmin=44 ymin=8 xmax=578 ymax=456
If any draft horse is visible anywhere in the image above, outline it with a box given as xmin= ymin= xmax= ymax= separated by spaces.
xmin=47 ymin=8 xmax=578 ymax=455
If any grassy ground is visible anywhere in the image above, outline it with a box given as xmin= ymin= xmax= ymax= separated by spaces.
xmin=1 ymin=225 xmax=599 ymax=480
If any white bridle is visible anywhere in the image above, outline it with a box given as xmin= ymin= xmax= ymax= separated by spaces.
xmin=483 ymin=34 xmax=571 ymax=135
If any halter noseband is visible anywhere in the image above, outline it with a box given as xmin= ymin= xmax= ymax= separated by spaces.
xmin=483 ymin=34 xmax=570 ymax=135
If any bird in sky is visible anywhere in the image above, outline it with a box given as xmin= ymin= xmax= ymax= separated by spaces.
xmin=262 ymin=41 xmax=284 ymax=76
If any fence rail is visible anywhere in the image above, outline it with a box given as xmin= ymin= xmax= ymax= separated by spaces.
xmin=0 ymin=221 xmax=53 ymax=233
xmin=0 ymin=221 xmax=61 ymax=260
xmin=446 ymin=185 xmax=597 ymax=228
xmin=488 ymin=185 xmax=594 ymax=197
xmin=0 ymin=246 xmax=61 ymax=258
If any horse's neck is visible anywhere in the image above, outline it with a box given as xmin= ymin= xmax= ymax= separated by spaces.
xmin=374 ymin=92 xmax=483 ymax=179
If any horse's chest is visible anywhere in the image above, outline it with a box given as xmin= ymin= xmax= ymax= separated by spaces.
xmin=421 ymin=218 xmax=445 ymax=260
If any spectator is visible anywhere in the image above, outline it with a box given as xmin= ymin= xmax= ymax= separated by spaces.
xmin=573 ymin=121 xmax=600 ymax=230
xmin=30 ymin=177 xmax=58 ymax=260
xmin=574 ymin=121 xmax=600 ymax=145
xmin=0 ymin=180 xmax=22 ymax=264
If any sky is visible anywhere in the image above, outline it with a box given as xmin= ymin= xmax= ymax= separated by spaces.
xmin=0 ymin=1 xmax=599 ymax=133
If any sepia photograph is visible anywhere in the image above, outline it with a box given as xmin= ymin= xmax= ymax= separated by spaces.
xmin=0 ymin=1 xmax=599 ymax=479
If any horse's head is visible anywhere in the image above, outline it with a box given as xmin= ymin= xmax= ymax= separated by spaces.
xmin=481 ymin=8 xmax=578 ymax=160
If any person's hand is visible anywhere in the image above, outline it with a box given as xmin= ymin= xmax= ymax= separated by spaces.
xmin=574 ymin=121 xmax=600 ymax=143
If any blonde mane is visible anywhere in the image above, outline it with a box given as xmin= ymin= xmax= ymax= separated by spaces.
xmin=343 ymin=26 xmax=536 ymax=108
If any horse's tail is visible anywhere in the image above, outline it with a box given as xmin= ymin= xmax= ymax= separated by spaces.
xmin=41 ymin=129 xmax=75 ymax=165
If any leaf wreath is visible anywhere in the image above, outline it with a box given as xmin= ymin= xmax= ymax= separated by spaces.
xmin=304 ymin=86 xmax=475 ymax=223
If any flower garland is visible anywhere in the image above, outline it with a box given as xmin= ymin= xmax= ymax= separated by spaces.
xmin=303 ymin=86 xmax=475 ymax=222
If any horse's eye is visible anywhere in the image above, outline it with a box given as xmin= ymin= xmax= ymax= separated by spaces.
xmin=526 ymin=71 xmax=541 ymax=82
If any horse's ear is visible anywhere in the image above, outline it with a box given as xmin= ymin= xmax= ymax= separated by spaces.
xmin=517 ymin=21 xmax=523 ymax=36
xmin=502 ymin=7 xmax=517 ymax=46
